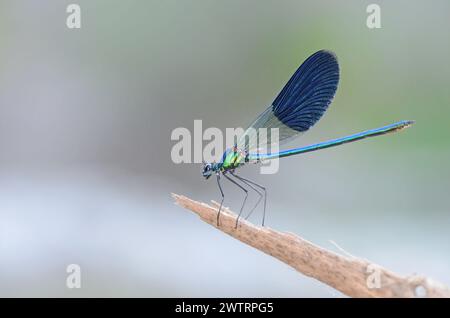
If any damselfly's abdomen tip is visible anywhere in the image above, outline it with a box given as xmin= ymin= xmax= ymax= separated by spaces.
xmin=394 ymin=120 xmax=415 ymax=132
xmin=403 ymin=120 xmax=415 ymax=128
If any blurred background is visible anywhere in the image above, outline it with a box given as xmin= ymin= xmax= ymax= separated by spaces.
xmin=0 ymin=0 xmax=449 ymax=297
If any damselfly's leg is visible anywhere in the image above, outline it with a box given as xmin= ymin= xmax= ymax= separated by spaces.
xmin=230 ymin=172 xmax=267 ymax=227
xmin=223 ymin=173 xmax=248 ymax=229
xmin=216 ymin=173 xmax=224 ymax=226
xmin=229 ymin=171 xmax=263 ymax=223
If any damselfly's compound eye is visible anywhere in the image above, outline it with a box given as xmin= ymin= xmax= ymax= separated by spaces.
xmin=202 ymin=163 xmax=213 ymax=179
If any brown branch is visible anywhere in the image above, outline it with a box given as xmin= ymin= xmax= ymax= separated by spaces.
xmin=172 ymin=193 xmax=450 ymax=298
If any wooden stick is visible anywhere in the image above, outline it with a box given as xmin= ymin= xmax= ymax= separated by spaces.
xmin=172 ymin=193 xmax=450 ymax=298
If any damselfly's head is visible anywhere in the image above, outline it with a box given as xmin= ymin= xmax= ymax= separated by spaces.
xmin=202 ymin=161 xmax=213 ymax=179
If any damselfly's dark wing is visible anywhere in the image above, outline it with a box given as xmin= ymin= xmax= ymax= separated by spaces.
xmin=237 ymin=50 xmax=339 ymax=154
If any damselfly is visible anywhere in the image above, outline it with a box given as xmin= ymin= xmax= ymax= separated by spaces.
xmin=201 ymin=50 xmax=414 ymax=228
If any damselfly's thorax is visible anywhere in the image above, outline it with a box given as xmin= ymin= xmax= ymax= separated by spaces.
xmin=202 ymin=146 xmax=247 ymax=179
xmin=220 ymin=146 xmax=246 ymax=172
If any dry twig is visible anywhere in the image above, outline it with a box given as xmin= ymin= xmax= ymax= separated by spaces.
xmin=172 ymin=193 xmax=450 ymax=298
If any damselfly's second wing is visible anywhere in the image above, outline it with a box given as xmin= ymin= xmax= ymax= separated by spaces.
xmin=237 ymin=50 xmax=339 ymax=155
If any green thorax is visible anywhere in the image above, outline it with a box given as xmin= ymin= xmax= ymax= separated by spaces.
xmin=219 ymin=148 xmax=246 ymax=171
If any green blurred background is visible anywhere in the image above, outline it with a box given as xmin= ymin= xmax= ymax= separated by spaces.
xmin=0 ymin=0 xmax=449 ymax=297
